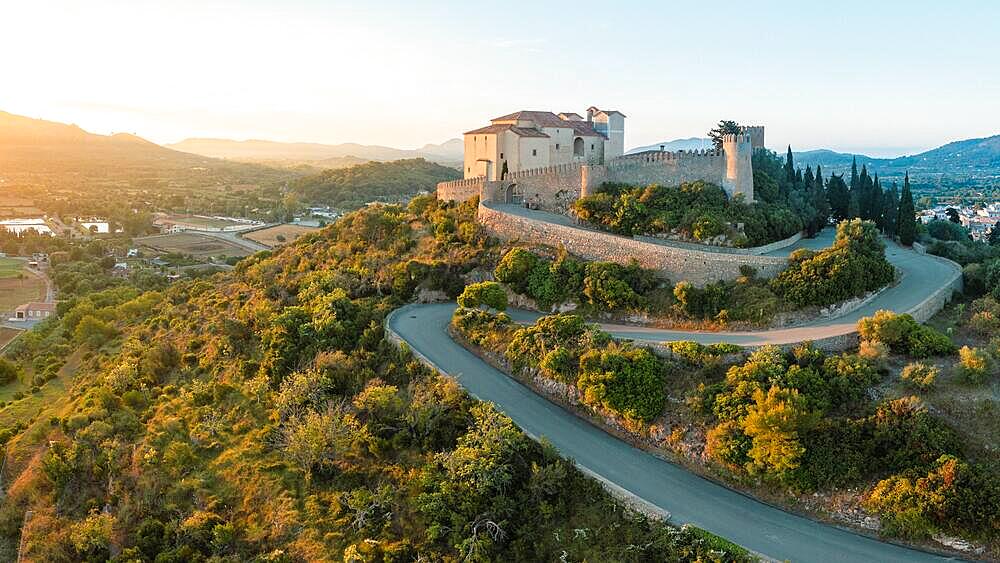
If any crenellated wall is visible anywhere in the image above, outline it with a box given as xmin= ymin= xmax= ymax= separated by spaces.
xmin=437 ymin=176 xmax=485 ymax=203
xmin=477 ymin=202 xmax=788 ymax=286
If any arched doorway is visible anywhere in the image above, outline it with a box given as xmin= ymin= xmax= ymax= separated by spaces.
xmin=573 ymin=137 xmax=585 ymax=157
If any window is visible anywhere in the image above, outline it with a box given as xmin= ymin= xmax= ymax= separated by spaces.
xmin=556 ymin=144 xmax=560 ymax=150
xmin=500 ymin=152 xmax=504 ymax=159
xmin=532 ymin=149 xmax=537 ymax=156
xmin=467 ymin=167 xmax=471 ymax=173
xmin=573 ymin=137 xmax=584 ymax=156
xmin=591 ymin=144 xmax=594 ymax=150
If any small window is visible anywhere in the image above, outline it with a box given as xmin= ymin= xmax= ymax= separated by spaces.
xmin=467 ymin=167 xmax=470 ymax=172
xmin=500 ymin=152 xmax=504 ymax=159
xmin=556 ymin=144 xmax=560 ymax=150
xmin=591 ymin=144 xmax=594 ymax=150
xmin=532 ymin=149 xmax=537 ymax=156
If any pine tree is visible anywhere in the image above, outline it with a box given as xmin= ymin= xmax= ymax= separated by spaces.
xmin=897 ymin=172 xmax=917 ymax=245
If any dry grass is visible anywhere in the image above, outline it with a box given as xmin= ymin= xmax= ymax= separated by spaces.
xmin=135 ymin=232 xmax=252 ymax=258
xmin=242 ymin=224 xmax=319 ymax=247
xmin=0 ymin=273 xmax=45 ymax=313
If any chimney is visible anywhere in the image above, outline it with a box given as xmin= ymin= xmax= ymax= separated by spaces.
xmin=659 ymin=144 xmax=665 ymax=152
xmin=586 ymin=109 xmax=593 ymax=123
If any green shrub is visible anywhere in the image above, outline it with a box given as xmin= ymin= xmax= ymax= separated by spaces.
xmin=456 ymin=281 xmax=507 ymax=311
xmin=955 ymin=346 xmax=993 ymax=384
xmin=578 ymin=343 xmax=666 ymax=422
xmin=771 ymin=219 xmax=895 ymax=307
xmin=857 ymin=310 xmax=955 ymax=358
xmin=900 ymin=362 xmax=939 ymax=390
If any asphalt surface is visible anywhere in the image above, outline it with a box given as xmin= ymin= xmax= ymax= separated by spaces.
xmin=387 ymin=227 xmax=963 ymax=561
xmin=389 ymin=303 xmax=953 ymax=562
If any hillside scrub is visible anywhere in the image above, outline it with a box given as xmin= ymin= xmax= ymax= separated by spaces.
xmin=290 ymin=158 xmax=460 ymax=209
xmin=572 ymin=180 xmax=803 ymax=247
xmin=452 ymin=308 xmax=667 ymax=424
xmin=0 ymin=196 xmax=761 ymax=562
xmin=857 ymin=310 xmax=956 ymax=358
xmin=493 ymin=246 xmax=663 ymax=312
xmin=770 ymin=219 xmax=895 ymax=307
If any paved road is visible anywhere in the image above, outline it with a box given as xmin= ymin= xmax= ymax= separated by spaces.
xmin=389 ymin=304 xmax=952 ymax=562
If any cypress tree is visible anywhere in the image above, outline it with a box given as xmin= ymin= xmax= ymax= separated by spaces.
xmin=988 ymin=221 xmax=1000 ymax=246
xmin=897 ymin=172 xmax=917 ymax=245
xmin=871 ymin=174 xmax=884 ymax=229
xmin=826 ymin=173 xmax=851 ymax=222
xmin=849 ymin=156 xmax=859 ymax=194
xmin=811 ymin=165 xmax=830 ymax=232
xmin=882 ymin=181 xmax=899 ymax=237
xmin=784 ymin=146 xmax=796 ymax=185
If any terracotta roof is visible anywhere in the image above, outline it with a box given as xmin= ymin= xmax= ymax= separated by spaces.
xmin=15 ymin=302 xmax=55 ymax=312
xmin=464 ymin=124 xmax=550 ymax=138
xmin=490 ymin=110 xmax=606 ymax=138
xmin=558 ymin=112 xmax=584 ymax=120
xmin=587 ymin=106 xmax=627 ymax=118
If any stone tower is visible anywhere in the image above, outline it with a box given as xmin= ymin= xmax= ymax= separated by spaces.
xmin=742 ymin=125 xmax=765 ymax=150
xmin=722 ymin=132 xmax=754 ymax=201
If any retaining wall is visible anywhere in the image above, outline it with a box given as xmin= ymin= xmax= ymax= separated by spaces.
xmin=633 ymin=231 xmax=803 ymax=256
xmin=478 ymin=202 xmax=788 ymax=286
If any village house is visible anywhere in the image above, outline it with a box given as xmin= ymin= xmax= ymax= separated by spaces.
xmin=11 ymin=302 xmax=55 ymax=321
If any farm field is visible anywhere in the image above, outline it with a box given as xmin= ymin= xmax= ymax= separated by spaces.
xmin=135 ymin=232 xmax=252 ymax=259
xmin=0 ymin=327 xmax=22 ymax=351
xmin=0 ymin=259 xmax=45 ymax=312
xmin=158 ymin=214 xmax=252 ymax=230
xmin=242 ymin=223 xmax=319 ymax=247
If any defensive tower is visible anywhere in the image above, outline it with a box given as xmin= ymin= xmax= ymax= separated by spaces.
xmin=722 ymin=132 xmax=754 ymax=201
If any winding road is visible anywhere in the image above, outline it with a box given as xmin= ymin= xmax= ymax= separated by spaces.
xmin=387 ymin=232 xmax=964 ymax=562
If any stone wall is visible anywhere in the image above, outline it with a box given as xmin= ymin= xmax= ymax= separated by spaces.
xmin=437 ymin=177 xmax=484 ymax=203
xmin=478 ymin=202 xmax=788 ymax=286
xmin=507 ymin=162 xmax=585 ymax=213
xmin=633 ymin=231 xmax=803 ymax=256
xmin=602 ymin=150 xmax=727 ymax=192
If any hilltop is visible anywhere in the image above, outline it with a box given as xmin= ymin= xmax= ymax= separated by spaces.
xmin=794 ymin=134 xmax=1000 ymax=182
xmin=290 ymin=158 xmax=460 ymax=208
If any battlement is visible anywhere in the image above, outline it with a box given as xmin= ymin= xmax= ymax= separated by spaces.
xmin=721 ymin=132 xmax=753 ymax=144
xmin=741 ymin=125 xmax=765 ymax=149
xmin=439 ymin=176 xmax=485 ymax=189
xmin=507 ymin=162 xmax=584 ymax=179
xmin=608 ymin=148 xmax=722 ymax=168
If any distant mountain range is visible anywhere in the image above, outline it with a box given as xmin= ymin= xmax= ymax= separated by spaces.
xmin=167 ymin=137 xmax=464 ymax=168
xmin=0 ymin=110 xmax=296 ymax=191
xmin=626 ymin=137 xmax=715 ymax=154
xmin=628 ymin=133 xmax=1000 ymax=183
xmin=794 ymin=135 xmax=1000 ymax=181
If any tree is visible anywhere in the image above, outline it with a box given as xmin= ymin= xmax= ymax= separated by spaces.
xmin=849 ymin=156 xmax=859 ymax=195
xmin=742 ymin=386 xmax=814 ymax=476
xmin=707 ymin=120 xmax=741 ymax=150
xmin=897 ymin=172 xmax=917 ymax=246
xmin=826 ymin=174 xmax=851 ymax=222
xmin=945 ymin=207 xmax=961 ymax=224
xmin=457 ymin=281 xmax=508 ymax=311
xmin=0 ymin=357 xmax=21 ymax=385
xmin=783 ymin=146 xmax=796 ymax=185
xmin=988 ymin=221 xmax=1000 ymax=246
xmin=882 ymin=182 xmax=899 ymax=237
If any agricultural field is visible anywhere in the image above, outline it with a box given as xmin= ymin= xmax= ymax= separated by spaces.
xmin=135 ymin=232 xmax=253 ymax=259
xmin=0 ymin=327 xmax=22 ymax=351
xmin=0 ymin=259 xmax=45 ymax=312
xmin=0 ymin=195 xmax=44 ymax=219
xmin=241 ymin=223 xmax=319 ymax=247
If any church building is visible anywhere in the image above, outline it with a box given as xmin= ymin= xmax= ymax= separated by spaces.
xmin=462 ymin=107 xmax=625 ymax=180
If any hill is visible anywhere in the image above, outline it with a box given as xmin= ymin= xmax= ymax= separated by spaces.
xmin=0 ymin=110 xmax=296 ymax=193
xmin=794 ymin=134 xmax=1000 ymax=183
xmin=290 ymin=158 xmax=461 ymax=209
xmin=168 ymin=137 xmax=463 ymax=167
xmin=0 ymin=200 xmax=744 ymax=561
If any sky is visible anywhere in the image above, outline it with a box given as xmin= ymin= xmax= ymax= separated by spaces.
xmin=2 ymin=0 xmax=998 ymax=157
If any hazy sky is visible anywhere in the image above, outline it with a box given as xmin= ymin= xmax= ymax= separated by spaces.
xmin=3 ymin=0 xmax=998 ymax=156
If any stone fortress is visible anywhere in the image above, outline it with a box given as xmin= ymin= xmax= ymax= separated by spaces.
xmin=436 ymin=107 xmax=781 ymax=286
xmin=438 ymin=107 xmax=763 ymax=214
